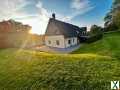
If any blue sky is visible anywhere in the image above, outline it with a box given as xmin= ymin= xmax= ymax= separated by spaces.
xmin=0 ymin=0 xmax=112 ymax=34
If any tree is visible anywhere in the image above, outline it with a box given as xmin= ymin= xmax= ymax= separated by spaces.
xmin=113 ymin=10 xmax=120 ymax=29
xmin=104 ymin=11 xmax=112 ymax=27
xmin=113 ymin=0 xmax=120 ymax=5
xmin=104 ymin=0 xmax=120 ymax=31
xmin=90 ymin=25 xmax=103 ymax=36
xmin=84 ymin=25 xmax=103 ymax=43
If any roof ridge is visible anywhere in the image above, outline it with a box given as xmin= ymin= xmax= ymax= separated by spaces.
xmin=45 ymin=18 xmax=83 ymax=38
xmin=50 ymin=18 xmax=80 ymax=28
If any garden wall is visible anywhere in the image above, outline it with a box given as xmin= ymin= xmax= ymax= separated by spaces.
xmin=0 ymin=32 xmax=44 ymax=48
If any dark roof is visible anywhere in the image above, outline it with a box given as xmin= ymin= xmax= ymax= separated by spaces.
xmin=45 ymin=18 xmax=82 ymax=38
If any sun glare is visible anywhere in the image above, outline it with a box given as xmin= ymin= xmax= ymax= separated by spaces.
xmin=29 ymin=30 xmax=33 ymax=34
xmin=17 ymin=16 xmax=49 ymax=35
xmin=30 ymin=21 xmax=48 ymax=35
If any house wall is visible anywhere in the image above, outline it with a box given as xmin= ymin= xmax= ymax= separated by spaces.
xmin=45 ymin=35 xmax=65 ymax=48
xmin=65 ymin=37 xmax=78 ymax=48
xmin=45 ymin=35 xmax=78 ymax=48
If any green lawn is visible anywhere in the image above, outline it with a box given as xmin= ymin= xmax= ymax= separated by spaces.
xmin=0 ymin=32 xmax=120 ymax=90
xmin=73 ymin=31 xmax=120 ymax=59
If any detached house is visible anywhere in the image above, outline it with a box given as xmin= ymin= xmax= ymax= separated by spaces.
xmin=45 ymin=14 xmax=86 ymax=49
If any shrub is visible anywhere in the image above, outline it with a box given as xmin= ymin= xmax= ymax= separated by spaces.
xmin=86 ymin=34 xmax=103 ymax=43
xmin=84 ymin=25 xmax=103 ymax=43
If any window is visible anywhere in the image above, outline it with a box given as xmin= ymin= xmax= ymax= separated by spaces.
xmin=68 ymin=40 xmax=71 ymax=44
xmin=56 ymin=40 xmax=60 ymax=45
xmin=48 ymin=40 xmax=51 ymax=44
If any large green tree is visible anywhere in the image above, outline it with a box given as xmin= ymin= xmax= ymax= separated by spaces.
xmin=114 ymin=0 xmax=120 ymax=5
xmin=90 ymin=25 xmax=103 ymax=36
xmin=113 ymin=11 xmax=120 ymax=28
xmin=104 ymin=0 xmax=120 ymax=30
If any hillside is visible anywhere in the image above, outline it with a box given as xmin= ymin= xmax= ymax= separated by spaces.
xmin=0 ymin=32 xmax=120 ymax=90
xmin=73 ymin=31 xmax=120 ymax=59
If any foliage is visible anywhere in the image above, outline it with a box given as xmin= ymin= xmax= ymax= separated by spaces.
xmin=113 ymin=0 xmax=120 ymax=5
xmin=89 ymin=25 xmax=103 ymax=36
xmin=84 ymin=25 xmax=103 ymax=43
xmin=104 ymin=11 xmax=112 ymax=27
xmin=104 ymin=22 xmax=118 ymax=31
xmin=85 ymin=34 xmax=103 ymax=43
xmin=104 ymin=0 xmax=120 ymax=31
xmin=113 ymin=11 xmax=120 ymax=29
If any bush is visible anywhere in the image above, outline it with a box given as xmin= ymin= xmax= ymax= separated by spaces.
xmin=84 ymin=25 xmax=103 ymax=43
xmin=86 ymin=34 xmax=103 ymax=43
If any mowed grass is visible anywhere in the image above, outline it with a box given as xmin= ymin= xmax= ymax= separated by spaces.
xmin=0 ymin=32 xmax=120 ymax=90
xmin=73 ymin=31 xmax=120 ymax=59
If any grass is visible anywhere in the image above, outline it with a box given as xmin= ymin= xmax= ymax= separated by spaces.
xmin=73 ymin=31 xmax=120 ymax=59
xmin=0 ymin=32 xmax=120 ymax=90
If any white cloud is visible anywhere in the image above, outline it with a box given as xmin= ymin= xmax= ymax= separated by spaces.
xmin=0 ymin=0 xmax=49 ymax=34
xmin=0 ymin=0 xmax=96 ymax=34
xmin=71 ymin=0 xmax=92 ymax=10
xmin=36 ymin=1 xmax=49 ymax=20
xmin=0 ymin=0 xmax=29 ymax=20
xmin=52 ymin=0 xmax=95 ymax=25
xmin=17 ymin=16 xmax=49 ymax=34
xmin=57 ymin=0 xmax=95 ymax=28
xmin=16 ymin=1 xmax=50 ymax=35
xmin=69 ymin=0 xmax=95 ymax=19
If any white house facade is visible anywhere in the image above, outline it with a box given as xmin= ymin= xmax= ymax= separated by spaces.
xmin=64 ymin=37 xmax=78 ymax=48
xmin=45 ymin=35 xmax=65 ymax=48
xmin=45 ymin=35 xmax=78 ymax=48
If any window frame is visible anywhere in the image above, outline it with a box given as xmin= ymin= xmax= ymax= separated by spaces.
xmin=48 ymin=40 xmax=51 ymax=44
xmin=68 ymin=40 xmax=71 ymax=44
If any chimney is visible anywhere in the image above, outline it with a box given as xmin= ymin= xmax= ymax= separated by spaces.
xmin=52 ymin=13 xmax=55 ymax=19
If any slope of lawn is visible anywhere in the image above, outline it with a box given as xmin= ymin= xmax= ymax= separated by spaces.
xmin=0 ymin=32 xmax=120 ymax=90
xmin=73 ymin=31 xmax=120 ymax=59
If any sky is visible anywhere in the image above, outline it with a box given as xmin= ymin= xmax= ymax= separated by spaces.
xmin=0 ymin=0 xmax=112 ymax=34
